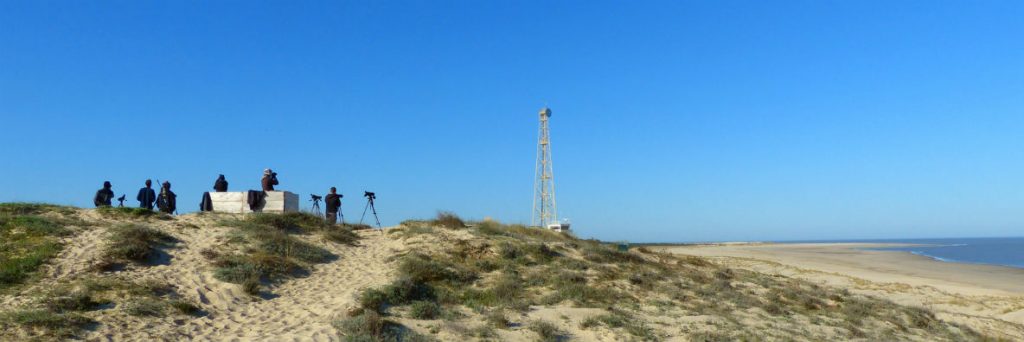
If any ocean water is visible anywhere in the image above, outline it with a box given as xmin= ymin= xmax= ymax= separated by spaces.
xmin=834 ymin=237 xmax=1024 ymax=269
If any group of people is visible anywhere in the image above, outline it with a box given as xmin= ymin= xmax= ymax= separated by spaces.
xmin=92 ymin=169 xmax=344 ymax=223
xmin=93 ymin=179 xmax=177 ymax=214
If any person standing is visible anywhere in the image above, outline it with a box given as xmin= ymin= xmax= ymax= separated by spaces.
xmin=261 ymin=169 xmax=278 ymax=191
xmin=156 ymin=181 xmax=177 ymax=214
xmin=137 ymin=179 xmax=156 ymax=210
xmin=213 ymin=174 xmax=228 ymax=192
xmin=94 ymin=181 xmax=114 ymax=207
xmin=325 ymin=187 xmax=342 ymax=224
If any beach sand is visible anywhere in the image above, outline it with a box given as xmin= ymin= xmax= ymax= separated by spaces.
xmin=658 ymin=243 xmax=1024 ymax=338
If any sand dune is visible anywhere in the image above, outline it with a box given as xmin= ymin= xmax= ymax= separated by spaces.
xmin=1 ymin=211 xmax=404 ymax=341
xmin=660 ymin=243 xmax=1024 ymax=339
xmin=3 ymin=208 xmax=1019 ymax=341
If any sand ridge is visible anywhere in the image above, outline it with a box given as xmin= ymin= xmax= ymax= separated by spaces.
xmin=4 ymin=209 xmax=1018 ymax=341
xmin=660 ymin=243 xmax=1024 ymax=340
xmin=2 ymin=210 xmax=404 ymax=342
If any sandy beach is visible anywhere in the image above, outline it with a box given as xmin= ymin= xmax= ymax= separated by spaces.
xmin=659 ymin=243 xmax=1024 ymax=338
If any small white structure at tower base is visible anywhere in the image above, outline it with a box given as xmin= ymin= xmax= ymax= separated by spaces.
xmin=208 ymin=191 xmax=299 ymax=214
xmin=547 ymin=222 xmax=571 ymax=233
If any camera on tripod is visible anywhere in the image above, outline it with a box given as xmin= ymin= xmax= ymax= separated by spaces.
xmin=310 ymin=194 xmax=322 ymax=201
xmin=364 ymin=191 xmax=376 ymax=200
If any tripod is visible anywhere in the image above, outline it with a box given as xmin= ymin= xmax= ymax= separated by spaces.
xmin=360 ymin=194 xmax=381 ymax=229
xmin=310 ymin=197 xmax=322 ymax=217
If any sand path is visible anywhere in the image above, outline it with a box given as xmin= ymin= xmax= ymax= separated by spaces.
xmin=56 ymin=214 xmax=402 ymax=342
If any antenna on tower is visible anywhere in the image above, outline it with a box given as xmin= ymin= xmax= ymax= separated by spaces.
xmin=532 ymin=107 xmax=570 ymax=232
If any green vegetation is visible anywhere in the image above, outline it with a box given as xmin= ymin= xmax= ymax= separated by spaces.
xmin=96 ymin=207 xmax=170 ymax=220
xmin=484 ymin=309 xmax=509 ymax=328
xmin=408 ymin=300 xmax=442 ymax=319
xmin=0 ymin=309 xmax=93 ymax=339
xmin=528 ymin=320 xmax=563 ymax=342
xmin=581 ymin=310 xmax=656 ymax=340
xmin=0 ymin=203 xmax=75 ymax=216
xmin=100 ymin=224 xmax=177 ymax=266
xmin=333 ymin=310 xmax=436 ymax=342
xmin=123 ymin=298 xmax=166 ymax=317
xmin=211 ymin=212 xmax=349 ymax=295
xmin=432 ymin=211 xmax=465 ymax=229
xmin=0 ymin=209 xmax=75 ymax=291
xmin=0 ymin=276 xmax=200 ymax=339
xmin=343 ymin=216 xmax=999 ymax=341
xmin=398 ymin=211 xmax=468 ymax=231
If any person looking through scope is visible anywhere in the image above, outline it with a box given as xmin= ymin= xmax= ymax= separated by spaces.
xmin=325 ymin=187 xmax=343 ymax=225
xmin=261 ymin=169 xmax=278 ymax=191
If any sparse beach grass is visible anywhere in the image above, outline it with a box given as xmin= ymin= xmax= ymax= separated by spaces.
xmin=0 ymin=206 xmax=78 ymax=291
xmin=99 ymin=224 xmax=177 ymax=267
xmin=0 ymin=203 xmax=1013 ymax=341
xmin=346 ymin=213 xmax=1000 ymax=341
xmin=0 ymin=275 xmax=200 ymax=339
xmin=209 ymin=212 xmax=352 ymax=295
xmin=96 ymin=207 xmax=171 ymax=220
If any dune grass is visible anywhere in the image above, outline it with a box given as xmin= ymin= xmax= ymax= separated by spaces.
xmin=333 ymin=310 xmax=437 ymax=342
xmin=212 ymin=212 xmax=343 ymax=295
xmin=0 ymin=276 xmax=200 ymax=339
xmin=528 ymin=320 xmax=563 ymax=342
xmin=100 ymin=224 xmax=177 ymax=267
xmin=344 ymin=216 xmax=1001 ymax=342
xmin=0 ymin=211 xmax=74 ymax=291
xmin=433 ymin=211 xmax=465 ymax=229
xmin=0 ymin=203 xmax=75 ymax=216
xmin=96 ymin=207 xmax=170 ymax=220
xmin=0 ymin=309 xmax=94 ymax=339
xmin=398 ymin=211 xmax=467 ymax=231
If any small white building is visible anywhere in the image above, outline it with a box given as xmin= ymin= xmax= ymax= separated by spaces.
xmin=208 ymin=191 xmax=299 ymax=214
xmin=547 ymin=221 xmax=571 ymax=233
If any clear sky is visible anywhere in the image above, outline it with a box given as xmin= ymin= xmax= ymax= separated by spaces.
xmin=2 ymin=1 xmax=1023 ymax=242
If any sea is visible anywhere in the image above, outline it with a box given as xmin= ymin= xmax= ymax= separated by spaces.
xmin=789 ymin=237 xmax=1024 ymax=269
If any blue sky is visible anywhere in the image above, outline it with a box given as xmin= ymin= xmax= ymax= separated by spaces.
xmin=2 ymin=1 xmax=1023 ymax=242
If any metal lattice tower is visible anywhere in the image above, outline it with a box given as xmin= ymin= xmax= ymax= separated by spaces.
xmin=532 ymin=107 xmax=557 ymax=227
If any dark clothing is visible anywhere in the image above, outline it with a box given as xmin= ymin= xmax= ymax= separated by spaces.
xmin=261 ymin=175 xmax=278 ymax=191
xmin=137 ymin=187 xmax=156 ymax=210
xmin=157 ymin=189 xmax=177 ymax=214
xmin=325 ymin=193 xmax=342 ymax=224
xmin=200 ymin=192 xmax=214 ymax=212
xmin=325 ymin=194 xmax=342 ymax=212
xmin=246 ymin=190 xmax=266 ymax=211
xmin=213 ymin=176 xmax=228 ymax=192
xmin=94 ymin=188 xmax=114 ymax=207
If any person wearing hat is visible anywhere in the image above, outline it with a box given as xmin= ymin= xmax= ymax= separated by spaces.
xmin=94 ymin=181 xmax=115 ymax=207
xmin=261 ymin=169 xmax=279 ymax=191
xmin=156 ymin=181 xmax=177 ymax=214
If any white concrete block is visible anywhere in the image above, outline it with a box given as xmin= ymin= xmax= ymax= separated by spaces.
xmin=208 ymin=191 xmax=299 ymax=214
